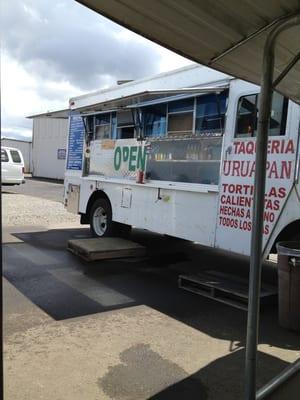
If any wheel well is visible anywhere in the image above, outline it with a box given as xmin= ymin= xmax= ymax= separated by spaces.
xmin=271 ymin=219 xmax=300 ymax=252
xmin=85 ymin=190 xmax=112 ymax=221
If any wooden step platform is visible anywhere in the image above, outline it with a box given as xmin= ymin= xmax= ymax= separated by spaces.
xmin=178 ymin=270 xmax=277 ymax=311
xmin=67 ymin=237 xmax=146 ymax=262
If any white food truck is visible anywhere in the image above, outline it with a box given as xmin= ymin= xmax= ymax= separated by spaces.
xmin=64 ymin=66 xmax=300 ymax=259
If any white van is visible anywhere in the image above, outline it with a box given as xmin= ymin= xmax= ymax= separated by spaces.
xmin=1 ymin=146 xmax=25 ymax=185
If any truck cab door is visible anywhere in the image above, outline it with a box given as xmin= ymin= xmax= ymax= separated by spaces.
xmin=215 ymin=80 xmax=298 ymax=256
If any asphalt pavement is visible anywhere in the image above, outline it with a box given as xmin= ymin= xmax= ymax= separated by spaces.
xmin=3 ymin=176 xmax=64 ymax=202
xmin=3 ymin=178 xmax=300 ymax=400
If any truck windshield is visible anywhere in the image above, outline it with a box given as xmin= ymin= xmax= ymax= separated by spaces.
xmin=235 ymin=91 xmax=288 ymax=137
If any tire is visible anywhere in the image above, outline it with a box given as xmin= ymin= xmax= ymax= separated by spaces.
xmin=90 ymin=198 xmax=114 ymax=237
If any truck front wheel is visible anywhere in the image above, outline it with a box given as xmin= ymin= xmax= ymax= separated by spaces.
xmin=90 ymin=198 xmax=114 ymax=237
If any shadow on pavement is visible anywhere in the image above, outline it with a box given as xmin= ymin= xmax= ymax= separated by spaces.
xmin=148 ymin=349 xmax=298 ymax=400
xmin=3 ymin=227 xmax=299 ymax=354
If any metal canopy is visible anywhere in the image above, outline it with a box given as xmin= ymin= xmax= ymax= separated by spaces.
xmin=76 ymin=0 xmax=300 ymax=104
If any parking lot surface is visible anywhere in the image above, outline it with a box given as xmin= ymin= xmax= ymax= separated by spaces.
xmin=2 ymin=179 xmax=300 ymax=399
xmin=3 ymin=176 xmax=64 ymax=202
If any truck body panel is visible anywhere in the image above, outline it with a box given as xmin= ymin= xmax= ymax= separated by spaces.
xmin=64 ymin=71 xmax=300 ymax=258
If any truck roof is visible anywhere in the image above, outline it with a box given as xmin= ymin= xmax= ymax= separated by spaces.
xmin=70 ymin=64 xmax=232 ymax=111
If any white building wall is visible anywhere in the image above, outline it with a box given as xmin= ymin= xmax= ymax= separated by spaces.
xmin=1 ymin=138 xmax=32 ymax=173
xmin=32 ymin=117 xmax=68 ymax=180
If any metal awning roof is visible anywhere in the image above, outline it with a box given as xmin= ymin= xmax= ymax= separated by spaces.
xmin=74 ymin=86 xmax=229 ymax=113
xmin=79 ymin=109 xmax=117 ymax=117
xmin=76 ymin=0 xmax=300 ymax=104
xmin=127 ymin=85 xmax=229 ymax=108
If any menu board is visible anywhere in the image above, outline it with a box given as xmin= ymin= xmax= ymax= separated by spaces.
xmin=66 ymin=114 xmax=84 ymax=170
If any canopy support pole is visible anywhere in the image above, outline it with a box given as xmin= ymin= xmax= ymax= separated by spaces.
xmin=256 ymin=358 xmax=300 ymax=399
xmin=272 ymin=52 xmax=300 ymax=88
xmin=245 ymin=13 xmax=300 ymax=400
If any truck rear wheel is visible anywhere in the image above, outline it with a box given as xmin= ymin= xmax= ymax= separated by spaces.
xmin=90 ymin=198 xmax=114 ymax=237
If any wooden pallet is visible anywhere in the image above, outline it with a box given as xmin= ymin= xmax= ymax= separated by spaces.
xmin=178 ymin=270 xmax=277 ymax=311
xmin=67 ymin=237 xmax=146 ymax=262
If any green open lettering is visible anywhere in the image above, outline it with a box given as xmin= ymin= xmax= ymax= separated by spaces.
xmin=114 ymin=147 xmax=122 ymax=170
xmin=122 ymin=146 xmax=129 ymax=162
xmin=129 ymin=146 xmax=137 ymax=171
xmin=137 ymin=146 xmax=147 ymax=171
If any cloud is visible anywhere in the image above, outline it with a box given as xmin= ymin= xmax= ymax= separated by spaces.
xmin=1 ymin=0 xmax=167 ymax=90
xmin=1 ymin=126 xmax=32 ymax=141
xmin=1 ymin=0 xmax=192 ymax=139
xmin=1 ymin=52 xmax=76 ymax=139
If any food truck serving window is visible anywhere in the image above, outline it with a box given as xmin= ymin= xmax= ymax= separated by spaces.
xmin=167 ymin=98 xmax=194 ymax=136
xmin=144 ymin=91 xmax=228 ymax=185
xmin=85 ymin=115 xmax=94 ymax=142
xmin=142 ymin=91 xmax=228 ymax=138
xmin=235 ymin=92 xmax=288 ymax=137
xmin=196 ymin=91 xmax=227 ymax=134
xmin=146 ymin=136 xmax=223 ymax=185
xmin=117 ymin=110 xmax=135 ymax=139
xmin=143 ymin=104 xmax=167 ymax=137
xmin=95 ymin=113 xmax=111 ymax=140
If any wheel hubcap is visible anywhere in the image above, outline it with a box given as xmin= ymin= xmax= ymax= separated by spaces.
xmin=92 ymin=206 xmax=107 ymax=236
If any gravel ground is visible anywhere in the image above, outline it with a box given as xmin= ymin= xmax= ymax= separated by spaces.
xmin=2 ymin=193 xmax=80 ymax=227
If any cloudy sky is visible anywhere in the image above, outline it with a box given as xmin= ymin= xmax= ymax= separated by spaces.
xmin=1 ymin=0 xmax=193 ymax=141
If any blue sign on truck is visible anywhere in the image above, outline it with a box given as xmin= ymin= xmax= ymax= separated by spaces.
xmin=66 ymin=114 xmax=84 ymax=170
